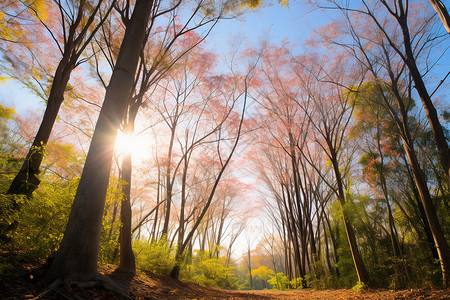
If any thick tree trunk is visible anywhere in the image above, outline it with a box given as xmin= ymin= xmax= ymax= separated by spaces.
xmin=43 ymin=0 xmax=153 ymax=284
xmin=7 ymin=57 xmax=72 ymax=196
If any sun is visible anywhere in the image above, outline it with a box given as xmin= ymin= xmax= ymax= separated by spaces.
xmin=114 ymin=131 xmax=152 ymax=162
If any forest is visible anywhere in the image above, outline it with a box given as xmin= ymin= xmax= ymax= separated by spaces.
xmin=0 ymin=0 xmax=449 ymax=298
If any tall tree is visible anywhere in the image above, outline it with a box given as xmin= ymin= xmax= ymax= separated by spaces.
xmin=44 ymin=0 xmax=260 ymax=285
xmin=169 ymin=74 xmax=249 ymax=279
xmin=378 ymin=0 xmax=450 ymax=186
xmin=253 ymin=43 xmax=370 ymax=285
xmin=43 ymin=0 xmax=153 ymax=285
xmin=6 ymin=0 xmax=115 ymax=196
xmin=313 ymin=2 xmax=450 ymax=285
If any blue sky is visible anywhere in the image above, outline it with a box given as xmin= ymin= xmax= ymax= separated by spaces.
xmin=0 ymin=1 xmax=333 ymax=116
xmin=208 ymin=1 xmax=332 ymax=52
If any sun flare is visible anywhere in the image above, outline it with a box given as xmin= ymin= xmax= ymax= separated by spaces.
xmin=114 ymin=131 xmax=152 ymax=162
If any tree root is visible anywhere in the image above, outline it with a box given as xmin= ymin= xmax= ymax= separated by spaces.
xmin=37 ymin=274 xmax=133 ymax=300
xmin=31 ymin=278 xmax=62 ymax=299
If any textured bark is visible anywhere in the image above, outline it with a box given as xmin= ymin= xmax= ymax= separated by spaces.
xmin=43 ymin=0 xmax=153 ymax=283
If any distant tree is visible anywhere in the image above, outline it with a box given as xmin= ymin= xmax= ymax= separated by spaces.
xmin=313 ymin=1 xmax=450 ymax=285
xmin=253 ymin=43 xmax=369 ymax=285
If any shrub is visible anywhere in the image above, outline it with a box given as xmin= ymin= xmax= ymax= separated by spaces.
xmin=9 ymin=178 xmax=77 ymax=257
xmin=268 ymin=272 xmax=288 ymax=290
xmin=134 ymin=239 xmax=175 ymax=275
xmin=182 ymin=251 xmax=238 ymax=289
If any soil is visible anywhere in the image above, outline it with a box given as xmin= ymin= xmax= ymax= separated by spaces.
xmin=1 ymin=251 xmax=449 ymax=300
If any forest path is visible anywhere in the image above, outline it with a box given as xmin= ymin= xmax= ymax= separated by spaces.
xmin=1 ymin=253 xmax=449 ymax=299
xmin=234 ymin=288 xmax=450 ymax=299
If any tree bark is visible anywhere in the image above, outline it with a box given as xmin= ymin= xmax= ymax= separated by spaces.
xmin=43 ymin=0 xmax=153 ymax=283
xmin=162 ymin=126 xmax=176 ymax=238
xmin=7 ymin=56 xmax=72 ymax=196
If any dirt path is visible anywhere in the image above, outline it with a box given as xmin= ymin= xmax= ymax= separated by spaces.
xmin=232 ymin=289 xmax=450 ymax=300
xmin=1 ymin=253 xmax=449 ymax=299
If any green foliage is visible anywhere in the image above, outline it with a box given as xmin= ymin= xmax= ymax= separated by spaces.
xmin=352 ymin=281 xmax=366 ymax=291
xmin=6 ymin=178 xmax=77 ymax=257
xmin=0 ymin=192 xmax=27 ymax=242
xmin=0 ymin=104 xmax=82 ymax=254
xmin=309 ymin=274 xmax=341 ymax=290
xmin=289 ymin=277 xmax=304 ymax=289
xmin=308 ymin=255 xmax=341 ymax=290
xmin=328 ymin=205 xmax=358 ymax=287
xmin=182 ymin=251 xmax=238 ymax=289
xmin=251 ymin=265 xmax=275 ymax=289
xmin=98 ymin=177 xmax=124 ymax=264
xmin=0 ymin=105 xmax=23 ymax=173
xmin=134 ymin=239 xmax=176 ymax=275
xmin=267 ymin=272 xmax=288 ymax=290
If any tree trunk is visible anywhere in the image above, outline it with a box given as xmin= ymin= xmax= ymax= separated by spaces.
xmin=118 ymin=119 xmax=136 ymax=273
xmin=247 ymin=248 xmax=253 ymax=289
xmin=329 ymin=146 xmax=369 ymax=285
xmin=162 ymin=126 xmax=177 ymax=238
xmin=7 ymin=56 xmax=72 ymax=196
xmin=388 ymin=73 xmax=450 ymax=286
xmin=323 ymin=221 xmax=335 ymax=276
xmin=398 ymin=127 xmax=439 ymax=261
xmin=43 ymin=0 xmax=153 ymax=283
xmin=397 ymin=11 xmax=450 ymax=186
xmin=152 ymin=167 xmax=161 ymax=241
xmin=402 ymin=136 xmax=450 ymax=286
xmin=170 ymin=153 xmax=189 ymax=279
